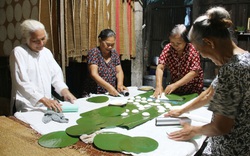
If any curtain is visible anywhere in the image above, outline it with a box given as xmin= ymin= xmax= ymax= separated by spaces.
xmin=39 ymin=0 xmax=60 ymax=63
xmin=63 ymin=0 xmax=136 ymax=64
xmin=39 ymin=0 xmax=136 ymax=65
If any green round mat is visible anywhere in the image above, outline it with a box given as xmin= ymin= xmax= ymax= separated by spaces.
xmin=80 ymin=109 xmax=99 ymax=117
xmin=98 ymin=116 xmax=124 ymax=128
xmin=38 ymin=131 xmax=79 ymax=148
xmin=119 ymin=136 xmax=158 ymax=153
xmin=98 ymin=106 xmax=125 ymax=117
xmin=76 ymin=116 xmax=106 ymax=126
xmin=165 ymin=94 xmax=184 ymax=101
xmin=86 ymin=96 xmax=109 ymax=103
xmin=66 ymin=124 xmax=98 ymax=136
xmin=93 ymin=132 xmax=131 ymax=152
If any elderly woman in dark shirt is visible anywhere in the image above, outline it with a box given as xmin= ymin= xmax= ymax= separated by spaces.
xmin=87 ymin=29 xmax=127 ymax=96
xmin=166 ymin=7 xmax=250 ymax=156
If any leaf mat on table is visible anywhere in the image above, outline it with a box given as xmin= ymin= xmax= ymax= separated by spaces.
xmin=78 ymin=115 xmax=124 ymax=128
xmin=93 ymin=132 xmax=158 ymax=154
xmin=76 ymin=116 xmax=106 ymax=126
xmin=98 ymin=106 xmax=125 ymax=116
xmin=86 ymin=96 xmax=109 ymax=103
xmin=93 ymin=132 xmax=130 ymax=152
xmin=136 ymin=90 xmax=154 ymax=98
xmin=66 ymin=125 xmax=99 ymax=137
xmin=165 ymin=94 xmax=184 ymax=101
xmin=38 ymin=131 xmax=79 ymax=148
xmin=136 ymin=91 xmax=198 ymax=105
xmin=120 ymin=106 xmax=161 ymax=129
xmin=80 ymin=104 xmax=164 ymax=130
xmin=98 ymin=116 xmax=124 ymax=128
xmin=80 ymin=105 xmax=126 ymax=117
xmin=167 ymin=93 xmax=198 ymax=105
xmin=37 ymin=103 xmax=163 ymax=148
xmin=120 ymin=136 xmax=158 ymax=153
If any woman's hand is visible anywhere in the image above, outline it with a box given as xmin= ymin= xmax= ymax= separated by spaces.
xmin=164 ymin=83 xmax=178 ymax=94
xmin=39 ymin=97 xmax=62 ymax=112
xmin=61 ymin=88 xmax=76 ymax=103
xmin=117 ymin=85 xmax=127 ymax=93
xmin=153 ymin=86 xmax=163 ymax=98
xmin=164 ymin=109 xmax=184 ymax=117
xmin=168 ymin=122 xmax=198 ymax=141
xmin=107 ymin=86 xmax=119 ymax=96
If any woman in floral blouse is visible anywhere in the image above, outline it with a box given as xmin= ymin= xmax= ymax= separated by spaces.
xmin=87 ymin=29 xmax=127 ymax=96
xmin=153 ymin=24 xmax=204 ymax=97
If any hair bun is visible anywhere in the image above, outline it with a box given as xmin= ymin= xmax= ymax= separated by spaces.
xmin=206 ymin=7 xmax=232 ymax=29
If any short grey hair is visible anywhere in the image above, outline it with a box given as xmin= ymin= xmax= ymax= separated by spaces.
xmin=170 ymin=24 xmax=189 ymax=42
xmin=20 ymin=19 xmax=48 ymax=44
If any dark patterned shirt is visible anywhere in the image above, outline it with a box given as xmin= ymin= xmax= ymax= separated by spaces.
xmin=87 ymin=47 xmax=120 ymax=94
xmin=158 ymin=43 xmax=203 ymax=94
xmin=203 ymin=52 xmax=250 ymax=156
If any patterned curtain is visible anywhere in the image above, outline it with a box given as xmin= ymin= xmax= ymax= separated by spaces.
xmin=63 ymin=0 xmax=136 ymax=65
xmin=39 ymin=0 xmax=61 ymax=62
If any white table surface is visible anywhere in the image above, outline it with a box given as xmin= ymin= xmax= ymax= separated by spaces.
xmin=14 ymin=86 xmax=212 ymax=156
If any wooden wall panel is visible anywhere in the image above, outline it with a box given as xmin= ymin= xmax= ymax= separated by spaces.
xmin=144 ymin=2 xmax=188 ymax=68
xmin=198 ymin=0 xmax=250 ymax=51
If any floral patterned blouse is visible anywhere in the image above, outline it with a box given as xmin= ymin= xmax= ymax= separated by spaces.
xmin=158 ymin=43 xmax=204 ymax=94
xmin=203 ymin=52 xmax=250 ymax=156
xmin=87 ymin=47 xmax=120 ymax=94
